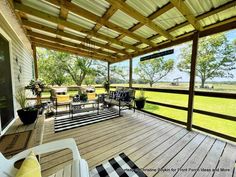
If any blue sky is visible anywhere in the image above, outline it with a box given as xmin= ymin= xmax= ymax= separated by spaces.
xmin=113 ymin=29 xmax=236 ymax=82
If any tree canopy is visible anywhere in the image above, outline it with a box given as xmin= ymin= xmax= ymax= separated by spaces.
xmin=134 ymin=57 xmax=174 ymax=87
xmin=38 ymin=49 xmax=69 ymax=86
xmin=178 ymin=33 xmax=236 ymax=87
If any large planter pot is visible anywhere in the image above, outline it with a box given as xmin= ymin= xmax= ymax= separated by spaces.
xmin=135 ymin=100 xmax=146 ymax=110
xmin=17 ymin=108 xmax=38 ymax=125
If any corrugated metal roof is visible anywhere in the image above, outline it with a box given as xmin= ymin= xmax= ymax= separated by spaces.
xmin=120 ymin=36 xmax=139 ymax=45
xmin=200 ymin=6 xmax=236 ymax=27
xmin=109 ymin=10 xmax=139 ymax=29
xmin=151 ymin=36 xmax=168 ymax=44
xmin=71 ymin=0 xmax=110 ymax=17
xmin=64 ymin=27 xmax=87 ymax=38
xmin=27 ymin=14 xmax=58 ymax=29
xmin=98 ymin=26 xmax=120 ymax=38
xmin=170 ymin=24 xmax=195 ymax=37
xmin=22 ymin=0 xmax=60 ymax=16
xmin=126 ymin=0 xmax=169 ymax=17
xmin=136 ymin=43 xmax=149 ymax=49
xmin=102 ymin=48 xmax=116 ymax=53
xmin=90 ymin=36 xmax=108 ymax=45
xmin=31 ymin=28 xmax=56 ymax=38
xmin=125 ymin=49 xmax=135 ymax=53
xmin=185 ymin=0 xmax=232 ymax=16
xmin=61 ymin=37 xmax=82 ymax=45
xmin=67 ymin=12 xmax=96 ymax=30
xmin=153 ymin=7 xmax=186 ymax=30
xmin=134 ymin=25 xmax=157 ymax=38
xmin=110 ymin=43 xmax=126 ymax=50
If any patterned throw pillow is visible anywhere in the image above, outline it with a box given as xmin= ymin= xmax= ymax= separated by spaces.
xmin=16 ymin=151 xmax=41 ymax=177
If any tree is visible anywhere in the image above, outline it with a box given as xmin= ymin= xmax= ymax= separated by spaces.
xmin=38 ymin=49 xmax=69 ymax=86
xmin=62 ymin=55 xmax=95 ymax=86
xmin=134 ymin=57 xmax=174 ymax=87
xmin=178 ymin=33 xmax=236 ymax=88
xmin=92 ymin=61 xmax=128 ymax=84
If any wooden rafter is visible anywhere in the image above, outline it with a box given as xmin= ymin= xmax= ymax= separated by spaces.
xmin=149 ymin=0 xmax=236 ymax=42
xmin=44 ymin=0 xmax=156 ymax=47
xmin=56 ymin=0 xmax=71 ymax=38
xmin=116 ymin=2 xmax=174 ymax=41
xmin=106 ymin=0 xmax=174 ymax=40
xmin=31 ymin=37 xmax=116 ymax=62
xmin=21 ymin=19 xmax=129 ymax=55
xmin=170 ymin=0 xmax=202 ymax=31
xmin=196 ymin=0 xmax=236 ymax=21
xmin=13 ymin=2 xmax=138 ymax=51
xmin=27 ymin=31 xmax=119 ymax=58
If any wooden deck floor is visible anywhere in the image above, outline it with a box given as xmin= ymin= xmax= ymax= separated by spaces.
xmin=41 ymin=110 xmax=236 ymax=177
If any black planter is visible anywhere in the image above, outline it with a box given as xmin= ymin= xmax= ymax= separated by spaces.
xmin=135 ymin=100 xmax=146 ymax=110
xmin=17 ymin=108 xmax=38 ymax=125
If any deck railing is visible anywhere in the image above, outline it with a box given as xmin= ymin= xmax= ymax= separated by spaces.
xmin=27 ymin=86 xmax=236 ymax=142
xmin=125 ymin=86 xmax=236 ymax=142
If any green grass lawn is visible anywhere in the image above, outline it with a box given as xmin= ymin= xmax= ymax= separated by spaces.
xmin=142 ymin=90 xmax=236 ymax=138
xmin=41 ymin=87 xmax=236 ymax=138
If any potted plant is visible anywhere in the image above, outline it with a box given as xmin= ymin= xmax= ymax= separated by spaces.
xmin=26 ymin=79 xmax=45 ymax=104
xmin=103 ymin=80 xmax=110 ymax=93
xmin=79 ymin=93 xmax=88 ymax=102
xmin=26 ymin=79 xmax=45 ymax=114
xmin=135 ymin=89 xmax=147 ymax=110
xmin=15 ymin=87 xmax=38 ymax=125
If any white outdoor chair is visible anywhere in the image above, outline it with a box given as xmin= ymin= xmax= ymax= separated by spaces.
xmin=0 ymin=138 xmax=89 ymax=177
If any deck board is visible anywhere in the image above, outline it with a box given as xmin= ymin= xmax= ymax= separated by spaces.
xmin=174 ymin=136 xmax=215 ymax=177
xmin=40 ymin=110 xmax=236 ymax=177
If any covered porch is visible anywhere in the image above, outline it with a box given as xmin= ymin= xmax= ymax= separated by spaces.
xmin=0 ymin=0 xmax=236 ymax=177
xmin=41 ymin=110 xmax=236 ymax=177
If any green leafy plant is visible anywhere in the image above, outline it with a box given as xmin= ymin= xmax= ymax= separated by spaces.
xmin=135 ymin=89 xmax=147 ymax=101
xmin=79 ymin=93 xmax=88 ymax=101
xmin=26 ymin=79 xmax=45 ymax=96
xmin=15 ymin=87 xmax=28 ymax=109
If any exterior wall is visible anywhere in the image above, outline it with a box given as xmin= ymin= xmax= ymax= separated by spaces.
xmin=0 ymin=1 xmax=34 ymax=134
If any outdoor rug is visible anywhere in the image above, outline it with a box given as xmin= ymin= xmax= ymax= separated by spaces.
xmin=54 ymin=109 xmax=120 ymax=133
xmin=0 ymin=130 xmax=32 ymax=156
xmin=90 ymin=153 xmax=147 ymax=177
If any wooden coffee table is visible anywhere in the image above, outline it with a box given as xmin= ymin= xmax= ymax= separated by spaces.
xmin=69 ymin=100 xmax=99 ymax=118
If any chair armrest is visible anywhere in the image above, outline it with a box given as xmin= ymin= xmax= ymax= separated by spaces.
xmin=10 ymin=138 xmax=81 ymax=163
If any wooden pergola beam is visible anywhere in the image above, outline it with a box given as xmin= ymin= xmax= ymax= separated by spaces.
xmin=27 ymin=31 xmax=119 ymax=58
xmin=13 ymin=2 xmax=138 ymax=51
xmin=21 ymin=19 xmax=129 ymax=55
xmin=170 ymin=0 xmax=202 ymax=31
xmin=106 ymin=0 xmax=174 ymax=40
xmin=31 ymin=37 xmax=116 ymax=62
xmin=44 ymin=0 xmax=155 ymax=47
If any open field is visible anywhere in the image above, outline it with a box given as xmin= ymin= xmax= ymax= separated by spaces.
xmin=41 ymin=84 xmax=236 ymax=138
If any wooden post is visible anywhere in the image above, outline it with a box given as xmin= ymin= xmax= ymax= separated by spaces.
xmin=107 ymin=62 xmax=110 ymax=83
xmin=129 ymin=58 xmax=133 ymax=88
xmin=187 ymin=32 xmax=199 ymax=131
xmin=32 ymin=45 xmax=38 ymax=79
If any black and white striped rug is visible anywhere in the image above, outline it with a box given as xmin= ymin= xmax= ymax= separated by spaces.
xmin=90 ymin=153 xmax=147 ymax=177
xmin=54 ymin=109 xmax=120 ymax=133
